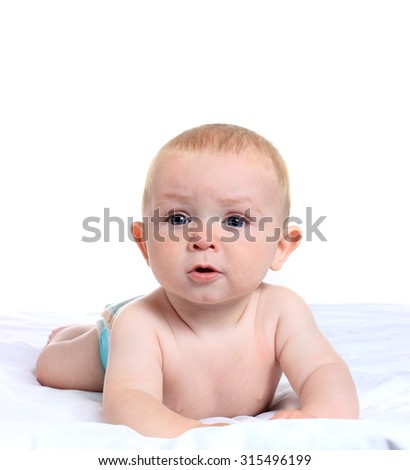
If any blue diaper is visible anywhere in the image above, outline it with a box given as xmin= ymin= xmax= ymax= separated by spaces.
xmin=97 ymin=296 xmax=141 ymax=370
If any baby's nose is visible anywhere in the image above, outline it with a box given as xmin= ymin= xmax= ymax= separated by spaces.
xmin=187 ymin=219 xmax=220 ymax=251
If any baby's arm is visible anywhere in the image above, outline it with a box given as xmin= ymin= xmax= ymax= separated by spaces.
xmin=273 ymin=291 xmax=359 ymax=419
xmin=102 ymin=308 xmax=221 ymax=437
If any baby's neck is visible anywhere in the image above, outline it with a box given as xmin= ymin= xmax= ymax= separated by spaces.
xmin=161 ymin=288 xmax=260 ymax=335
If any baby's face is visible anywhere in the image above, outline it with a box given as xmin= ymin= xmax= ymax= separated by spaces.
xmin=142 ymin=149 xmax=284 ymax=305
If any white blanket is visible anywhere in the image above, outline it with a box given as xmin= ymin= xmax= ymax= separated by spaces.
xmin=1 ymin=304 xmax=409 ymax=450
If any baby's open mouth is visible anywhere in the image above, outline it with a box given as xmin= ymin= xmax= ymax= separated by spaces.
xmin=189 ymin=265 xmax=221 ymax=275
xmin=188 ymin=265 xmax=221 ymax=281
xmin=195 ymin=267 xmax=215 ymax=273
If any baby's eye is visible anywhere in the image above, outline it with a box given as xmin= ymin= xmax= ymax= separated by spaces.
xmin=224 ymin=215 xmax=246 ymax=228
xmin=167 ymin=213 xmax=190 ymax=225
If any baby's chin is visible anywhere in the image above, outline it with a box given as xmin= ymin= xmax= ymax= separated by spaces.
xmin=164 ymin=286 xmax=259 ymax=308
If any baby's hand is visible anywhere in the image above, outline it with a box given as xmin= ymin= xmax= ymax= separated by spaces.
xmin=271 ymin=409 xmax=316 ymax=420
xmin=201 ymin=423 xmax=230 ymax=429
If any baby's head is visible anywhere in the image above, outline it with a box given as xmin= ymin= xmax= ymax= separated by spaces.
xmin=142 ymin=123 xmax=290 ymax=222
xmin=134 ymin=124 xmax=300 ymax=305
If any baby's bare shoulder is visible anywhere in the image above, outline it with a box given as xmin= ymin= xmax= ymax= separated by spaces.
xmin=260 ymin=283 xmax=318 ymax=350
xmin=111 ymin=288 xmax=170 ymax=331
xmin=258 ymin=283 xmax=312 ymax=321
xmin=259 ymin=282 xmax=306 ymax=306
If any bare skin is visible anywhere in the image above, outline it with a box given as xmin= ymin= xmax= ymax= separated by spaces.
xmin=37 ymin=284 xmax=359 ymax=436
xmin=36 ymin=143 xmax=359 ymax=437
xmin=37 ymin=324 xmax=104 ymax=392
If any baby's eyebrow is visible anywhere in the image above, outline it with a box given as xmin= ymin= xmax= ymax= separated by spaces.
xmin=155 ymin=193 xmax=191 ymax=205
xmin=217 ymin=197 xmax=253 ymax=207
xmin=155 ymin=193 xmax=264 ymax=216
xmin=156 ymin=193 xmax=255 ymax=207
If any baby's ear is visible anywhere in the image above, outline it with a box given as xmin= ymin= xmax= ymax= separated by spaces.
xmin=270 ymin=226 xmax=302 ymax=271
xmin=131 ymin=221 xmax=150 ymax=266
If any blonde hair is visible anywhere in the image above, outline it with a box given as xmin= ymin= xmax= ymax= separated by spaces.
xmin=142 ymin=123 xmax=290 ymax=218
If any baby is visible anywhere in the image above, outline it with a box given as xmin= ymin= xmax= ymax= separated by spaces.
xmin=36 ymin=123 xmax=359 ymax=437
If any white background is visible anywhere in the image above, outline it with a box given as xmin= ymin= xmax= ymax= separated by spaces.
xmin=1 ymin=1 xmax=409 ymax=315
